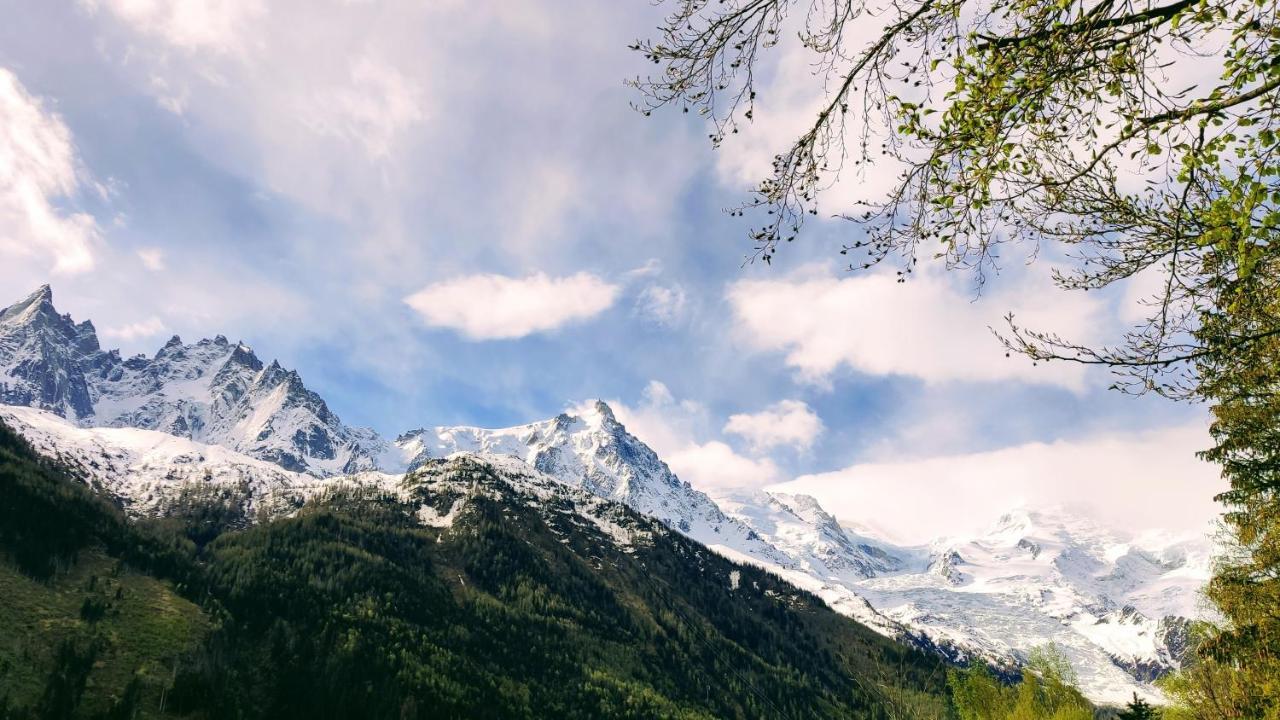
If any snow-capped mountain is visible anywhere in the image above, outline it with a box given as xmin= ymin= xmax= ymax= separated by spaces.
xmin=396 ymin=402 xmax=796 ymax=568
xmin=717 ymin=490 xmax=905 ymax=581
xmin=395 ymin=408 xmax=1211 ymax=704
xmin=0 ymin=286 xmax=383 ymax=475
xmin=0 ymin=285 xmax=106 ymax=420
xmin=834 ymin=508 xmax=1207 ymax=704
xmin=0 ymin=404 xmax=326 ymax=515
xmin=0 ymin=285 xmax=1214 ymax=705
xmin=710 ymin=490 xmax=1208 ymax=705
xmin=0 ymin=404 xmax=652 ymax=552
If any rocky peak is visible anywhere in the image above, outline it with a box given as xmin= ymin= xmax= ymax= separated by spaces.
xmin=591 ymin=399 xmax=618 ymax=424
xmin=0 ymin=286 xmax=382 ymax=476
xmin=0 ymin=285 xmax=54 ymax=322
xmin=928 ymin=548 xmax=968 ymax=584
xmin=224 ymin=341 xmax=264 ymax=371
xmin=0 ymin=285 xmax=106 ymax=420
xmin=396 ymin=427 xmax=426 ymax=444
xmin=0 ymin=286 xmax=67 ymax=335
xmin=408 ymin=402 xmax=795 ymax=568
xmin=73 ymin=320 xmax=100 ymax=355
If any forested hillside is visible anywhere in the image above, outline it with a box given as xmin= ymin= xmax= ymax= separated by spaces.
xmin=0 ymin=419 xmax=952 ymax=719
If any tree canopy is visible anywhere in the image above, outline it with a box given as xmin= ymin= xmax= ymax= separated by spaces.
xmin=633 ymin=0 xmax=1280 ymax=395
xmin=948 ymin=646 xmax=1094 ymax=720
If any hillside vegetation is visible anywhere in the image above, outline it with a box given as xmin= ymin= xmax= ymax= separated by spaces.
xmin=0 ymin=419 xmax=953 ymax=719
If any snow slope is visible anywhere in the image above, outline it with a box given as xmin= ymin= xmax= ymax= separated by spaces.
xmin=0 ymin=404 xmax=652 ymax=554
xmin=841 ymin=508 xmax=1208 ymax=704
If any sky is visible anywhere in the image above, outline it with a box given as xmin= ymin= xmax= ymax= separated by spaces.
xmin=0 ymin=0 xmax=1224 ymax=541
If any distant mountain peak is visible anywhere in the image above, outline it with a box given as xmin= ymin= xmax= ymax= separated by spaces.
xmin=19 ymin=284 xmax=54 ymax=310
xmin=400 ymin=400 xmax=796 ymax=568
xmin=0 ymin=286 xmax=381 ymax=476
xmin=224 ymin=341 xmax=263 ymax=371
xmin=1 ymin=284 xmax=56 ymax=324
xmin=589 ymin=398 xmax=618 ymax=422
xmin=0 ymin=285 xmax=103 ymax=419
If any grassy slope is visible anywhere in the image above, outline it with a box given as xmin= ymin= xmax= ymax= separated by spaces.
xmin=0 ymin=419 xmax=210 ymax=719
xmin=0 ymin=550 xmax=208 ymax=718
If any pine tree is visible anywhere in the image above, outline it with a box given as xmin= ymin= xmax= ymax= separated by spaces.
xmin=1116 ymin=693 xmax=1157 ymax=720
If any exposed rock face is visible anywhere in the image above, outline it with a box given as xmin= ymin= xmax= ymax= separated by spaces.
xmin=0 ymin=285 xmax=102 ymax=419
xmin=0 ymin=287 xmax=382 ymax=476
xmin=397 ymin=401 xmax=797 ymax=568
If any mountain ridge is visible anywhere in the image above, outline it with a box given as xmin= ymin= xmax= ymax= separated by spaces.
xmin=0 ymin=286 xmax=1211 ymax=704
xmin=0 ymin=286 xmax=384 ymax=475
xmin=0 ymin=408 xmax=953 ymax=719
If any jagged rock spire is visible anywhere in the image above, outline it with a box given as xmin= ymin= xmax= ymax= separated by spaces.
xmin=0 ymin=286 xmax=382 ymax=476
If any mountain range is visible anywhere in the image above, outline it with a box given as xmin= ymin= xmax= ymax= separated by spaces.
xmin=0 ymin=285 xmax=1213 ymax=705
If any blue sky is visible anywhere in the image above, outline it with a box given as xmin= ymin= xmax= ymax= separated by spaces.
xmin=0 ymin=0 xmax=1222 ymax=539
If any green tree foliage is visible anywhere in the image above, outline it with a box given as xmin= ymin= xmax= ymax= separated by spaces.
xmin=1117 ymin=692 xmax=1159 ymax=720
xmin=1153 ymin=233 xmax=1280 ymax=717
xmin=1193 ymin=270 xmax=1280 ymax=715
xmin=0 ymin=423 xmax=209 ymax=720
xmin=632 ymin=0 xmax=1280 ymax=389
xmin=948 ymin=646 xmax=1093 ymax=720
xmin=0 ymin=419 xmax=128 ymax=579
xmin=0 ymin=420 xmax=954 ymax=719
xmin=1157 ymin=622 xmax=1261 ymax=719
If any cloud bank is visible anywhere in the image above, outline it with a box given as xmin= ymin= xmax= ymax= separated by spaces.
xmin=771 ymin=423 xmax=1224 ymax=544
xmin=727 ymin=266 xmax=1102 ymax=390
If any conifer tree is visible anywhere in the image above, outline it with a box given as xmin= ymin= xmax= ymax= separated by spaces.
xmin=1117 ymin=693 xmax=1158 ymax=720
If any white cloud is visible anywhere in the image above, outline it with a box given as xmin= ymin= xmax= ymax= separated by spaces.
xmin=624 ymin=258 xmax=663 ymax=278
xmin=100 ymin=316 xmax=167 ymax=341
xmin=136 ymin=247 xmax=165 ymax=270
xmin=148 ymin=73 xmax=189 ymax=116
xmin=0 ymin=68 xmax=99 ymax=275
xmin=80 ymin=0 xmax=701 ymax=279
xmin=84 ymin=0 xmax=265 ymax=53
xmin=301 ymin=56 xmax=424 ymax=160
xmin=724 ymin=399 xmax=823 ymax=452
xmin=624 ymin=260 xmax=688 ymax=327
xmin=85 ymin=1 xmax=432 ymax=225
xmin=611 ymin=380 xmax=781 ymax=493
xmin=727 ymin=264 xmax=1102 ymax=390
xmin=666 ymin=441 xmax=781 ymax=492
xmin=507 ymin=161 xmax=581 ymax=249
xmin=611 ymin=380 xmax=709 ymax=457
xmin=634 ymin=284 xmax=687 ymax=326
xmin=771 ymin=423 xmax=1224 ymax=545
xmin=404 ymin=272 xmax=619 ymax=340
